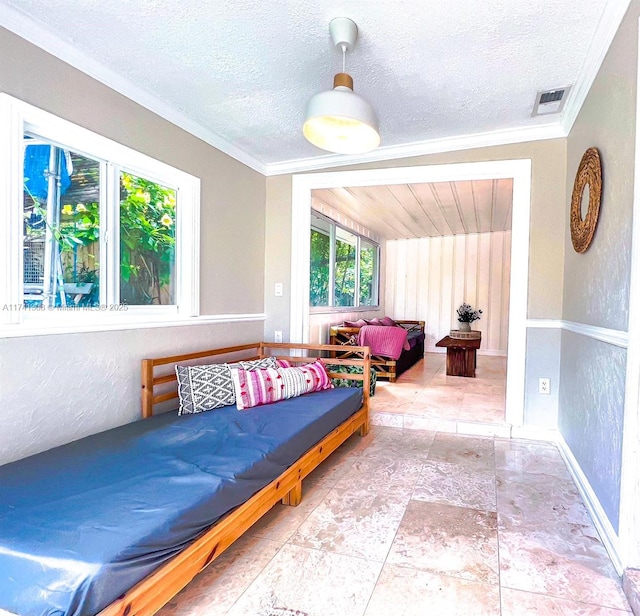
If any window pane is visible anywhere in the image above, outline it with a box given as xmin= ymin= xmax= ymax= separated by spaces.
xmin=23 ymin=137 xmax=101 ymax=308
xmin=119 ymin=172 xmax=176 ymax=305
xmin=310 ymin=227 xmax=330 ymax=306
xmin=335 ymin=227 xmax=356 ymax=307
xmin=360 ymin=240 xmax=378 ymax=306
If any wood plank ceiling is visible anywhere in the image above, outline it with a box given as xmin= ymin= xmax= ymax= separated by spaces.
xmin=312 ymin=179 xmax=513 ymax=240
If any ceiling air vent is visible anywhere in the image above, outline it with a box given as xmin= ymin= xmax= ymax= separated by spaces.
xmin=532 ymin=86 xmax=572 ymax=116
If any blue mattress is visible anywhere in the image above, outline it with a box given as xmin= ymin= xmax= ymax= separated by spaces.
xmin=0 ymin=387 xmax=362 ymax=616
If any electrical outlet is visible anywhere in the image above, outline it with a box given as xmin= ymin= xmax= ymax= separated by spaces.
xmin=539 ymin=378 xmax=550 ymax=395
xmin=274 ymin=282 xmax=283 ymax=297
xmin=274 ymin=330 xmax=283 ymax=343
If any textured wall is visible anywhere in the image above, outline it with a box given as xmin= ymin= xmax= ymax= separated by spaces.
xmin=559 ymin=332 xmax=626 ymax=531
xmin=562 ymin=13 xmax=637 ymax=331
xmin=0 ymin=28 xmax=267 ymax=464
xmin=264 ymin=175 xmax=294 ymax=341
xmin=558 ymin=1 xmax=639 ymax=536
xmin=385 ymin=232 xmax=511 ymax=354
xmin=0 ymin=321 xmax=265 ymax=465
xmin=524 ymin=328 xmax=561 ymax=427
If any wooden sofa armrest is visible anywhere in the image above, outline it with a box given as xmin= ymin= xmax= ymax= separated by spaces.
xmin=329 ymin=325 xmax=360 ymax=346
xmin=395 ymin=319 xmax=425 ymax=333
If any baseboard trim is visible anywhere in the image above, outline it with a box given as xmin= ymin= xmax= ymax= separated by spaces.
xmin=510 ymin=425 xmax=560 ymax=442
xmin=557 ymin=434 xmax=623 ymax=575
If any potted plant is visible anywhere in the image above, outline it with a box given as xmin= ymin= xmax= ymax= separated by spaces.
xmin=456 ymin=303 xmax=482 ymax=332
xmin=64 ymin=265 xmax=98 ymax=296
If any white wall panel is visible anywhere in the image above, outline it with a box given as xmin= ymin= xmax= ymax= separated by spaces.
xmin=405 ymin=240 xmax=419 ymax=317
xmin=428 ymin=237 xmax=442 ymax=346
xmin=395 ymin=240 xmax=408 ymax=318
xmin=386 ymin=231 xmax=511 ymax=354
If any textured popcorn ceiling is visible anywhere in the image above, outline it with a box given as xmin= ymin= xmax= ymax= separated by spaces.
xmin=5 ymin=0 xmax=611 ymax=167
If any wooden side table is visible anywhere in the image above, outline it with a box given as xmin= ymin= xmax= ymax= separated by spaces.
xmin=435 ymin=334 xmax=482 ymax=377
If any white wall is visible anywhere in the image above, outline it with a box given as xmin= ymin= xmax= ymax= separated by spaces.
xmin=385 ymin=231 xmax=511 ymax=354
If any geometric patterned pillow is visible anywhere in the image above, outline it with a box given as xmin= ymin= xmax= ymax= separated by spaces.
xmin=228 ymin=356 xmax=279 ymax=371
xmin=175 ymin=357 xmax=281 ymax=415
xmin=175 ymin=363 xmax=235 ymax=415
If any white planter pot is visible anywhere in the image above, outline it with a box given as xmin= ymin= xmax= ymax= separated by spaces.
xmin=64 ymin=283 xmax=93 ymax=295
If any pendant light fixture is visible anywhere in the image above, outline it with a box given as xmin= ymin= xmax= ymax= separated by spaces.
xmin=303 ymin=17 xmax=380 ymax=155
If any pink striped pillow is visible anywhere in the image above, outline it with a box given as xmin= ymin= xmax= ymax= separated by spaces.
xmin=282 ymin=360 xmax=334 ymax=397
xmin=230 ymin=367 xmax=284 ymax=410
xmin=230 ymin=360 xmax=333 ymax=410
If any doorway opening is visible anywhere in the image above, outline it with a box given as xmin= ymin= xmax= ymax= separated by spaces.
xmin=290 ymin=160 xmax=531 ymax=430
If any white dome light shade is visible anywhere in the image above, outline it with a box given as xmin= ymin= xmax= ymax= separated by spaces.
xmin=303 ymin=87 xmax=380 ymax=154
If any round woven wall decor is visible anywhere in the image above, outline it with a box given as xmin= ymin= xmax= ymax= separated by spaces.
xmin=570 ymin=147 xmax=603 ymax=253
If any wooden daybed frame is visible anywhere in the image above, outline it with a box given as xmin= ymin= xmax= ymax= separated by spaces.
xmin=329 ymin=319 xmax=425 ymax=382
xmin=98 ymin=341 xmax=370 ymax=616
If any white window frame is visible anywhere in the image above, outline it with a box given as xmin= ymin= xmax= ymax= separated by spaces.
xmin=309 ymin=212 xmax=380 ymax=312
xmin=359 ymin=237 xmax=379 ymax=307
xmin=0 ymin=93 xmax=200 ymax=333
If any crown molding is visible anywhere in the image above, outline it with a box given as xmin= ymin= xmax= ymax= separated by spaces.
xmin=561 ymin=0 xmax=633 ymax=134
xmin=0 ymin=4 xmax=268 ymax=175
xmin=264 ymin=122 xmax=566 ymax=175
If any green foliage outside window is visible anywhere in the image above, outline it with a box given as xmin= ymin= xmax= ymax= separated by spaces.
xmin=119 ymin=173 xmax=176 ymax=305
xmin=359 ymin=244 xmax=375 ymax=305
xmin=334 ymin=238 xmax=356 ymax=306
xmin=23 ymin=161 xmax=176 ymax=305
xmin=309 ymin=219 xmax=378 ymax=308
xmin=310 ymin=229 xmax=330 ymax=306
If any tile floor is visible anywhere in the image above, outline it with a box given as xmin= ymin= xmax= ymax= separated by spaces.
xmin=371 ymin=353 xmax=507 ymax=429
xmin=158 ymin=427 xmax=631 ymax=616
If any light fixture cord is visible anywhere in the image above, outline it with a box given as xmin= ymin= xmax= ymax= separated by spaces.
xmin=341 ymin=44 xmax=346 ymax=73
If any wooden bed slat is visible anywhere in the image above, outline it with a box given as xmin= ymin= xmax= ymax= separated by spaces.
xmin=151 ymin=390 xmax=179 ymax=405
xmin=147 ymin=342 xmax=260 ymax=368
xmin=153 ymin=373 xmax=177 ymax=386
